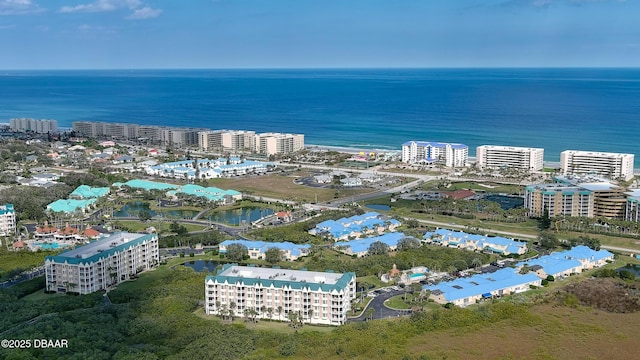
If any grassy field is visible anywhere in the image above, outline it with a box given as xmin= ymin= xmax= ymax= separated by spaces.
xmin=207 ymin=172 xmax=373 ymax=202
xmin=193 ymin=307 xmax=336 ymax=334
xmin=112 ymin=220 xmax=208 ymax=233
xmin=422 ymin=180 xmax=525 ymax=194
xmin=406 ymin=303 xmax=640 ymax=360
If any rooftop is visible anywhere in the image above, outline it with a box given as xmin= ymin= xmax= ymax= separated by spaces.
xmin=47 ymin=232 xmax=156 ymax=265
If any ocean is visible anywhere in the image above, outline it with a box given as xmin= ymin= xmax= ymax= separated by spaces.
xmin=1 ymin=68 xmax=638 ymax=161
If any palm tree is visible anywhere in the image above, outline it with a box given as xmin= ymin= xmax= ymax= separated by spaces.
xmin=277 ymin=306 xmax=283 ymax=321
xmin=266 ymin=307 xmax=273 ymax=321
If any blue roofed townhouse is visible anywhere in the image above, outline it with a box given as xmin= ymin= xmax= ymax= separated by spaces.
xmin=334 ymin=232 xmax=408 ymax=257
xmin=522 ymin=245 xmax=614 ymax=279
xmin=309 ymin=212 xmax=401 ymax=241
xmin=425 ymin=268 xmax=542 ymax=307
xmin=44 ymin=232 xmax=159 ymax=294
xmin=219 ymin=240 xmax=311 ymax=261
xmin=423 ymin=228 xmax=528 ymax=256
xmin=425 ymin=246 xmax=613 ymax=307
xmin=205 ymin=264 xmax=356 ymax=325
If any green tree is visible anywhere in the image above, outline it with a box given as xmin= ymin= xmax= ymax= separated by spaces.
xmin=538 ymin=231 xmax=559 ymax=250
xmin=226 ymin=243 xmax=248 ymax=262
xmin=138 ymin=211 xmax=152 ymax=222
xmin=368 ymin=241 xmax=390 ymax=256
xmin=396 ymin=237 xmax=421 ymax=251
xmin=264 ymin=247 xmax=283 ymax=264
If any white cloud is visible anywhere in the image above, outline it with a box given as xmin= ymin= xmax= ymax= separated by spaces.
xmin=0 ymin=23 xmax=16 ymax=29
xmin=0 ymin=0 xmax=44 ymax=15
xmin=60 ymin=0 xmax=142 ymax=13
xmin=126 ymin=6 xmax=161 ymax=19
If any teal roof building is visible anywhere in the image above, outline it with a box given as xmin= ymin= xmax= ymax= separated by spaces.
xmin=205 ymin=264 xmax=356 ymax=325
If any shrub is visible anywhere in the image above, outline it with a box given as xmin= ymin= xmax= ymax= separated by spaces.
xmin=541 ymin=279 xmax=549 ymax=286
xmin=546 ymin=275 xmax=555 ymax=282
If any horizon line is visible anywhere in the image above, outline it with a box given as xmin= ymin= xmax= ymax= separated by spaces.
xmin=2 ymin=66 xmax=640 ymax=72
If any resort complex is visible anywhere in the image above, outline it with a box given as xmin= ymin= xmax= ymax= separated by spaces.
xmin=425 ymin=246 xmax=614 ymax=307
xmin=560 ymin=150 xmax=635 ymax=181
xmin=423 ymin=228 xmax=528 ymax=256
xmin=114 ymin=179 xmax=242 ymax=204
xmin=44 ymin=232 xmax=159 ymax=294
xmin=205 ymin=264 xmax=356 ymax=325
xmin=401 ymin=141 xmax=468 ymax=167
xmin=145 ymin=157 xmax=273 ymax=180
xmin=47 ymin=185 xmax=110 ymax=214
xmin=475 ymin=145 xmax=544 ymax=172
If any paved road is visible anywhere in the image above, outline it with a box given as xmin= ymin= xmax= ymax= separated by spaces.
xmin=349 ymin=289 xmax=412 ymax=322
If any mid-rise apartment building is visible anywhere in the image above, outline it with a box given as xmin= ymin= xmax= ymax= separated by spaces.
xmin=10 ymin=118 xmax=58 ymax=134
xmin=476 ymin=145 xmax=544 ymax=171
xmin=0 ymin=204 xmax=16 ymax=237
xmin=205 ymin=265 xmax=356 ymax=326
xmin=560 ymin=150 xmax=635 ymax=181
xmin=401 ymin=141 xmax=468 ymax=167
xmin=44 ymin=232 xmax=159 ymax=294
xmin=525 ymin=176 xmax=628 ymax=219
xmin=524 ymin=183 xmax=594 ymax=218
xmin=198 ymin=130 xmax=256 ymax=152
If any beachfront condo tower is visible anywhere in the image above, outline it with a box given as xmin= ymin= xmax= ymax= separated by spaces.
xmin=476 ymin=145 xmax=544 ymax=172
xmin=401 ymin=141 xmax=468 ymax=167
xmin=560 ymin=150 xmax=635 ymax=182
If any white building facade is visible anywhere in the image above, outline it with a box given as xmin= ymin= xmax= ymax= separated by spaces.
xmin=205 ymin=265 xmax=356 ymax=326
xmin=10 ymin=118 xmax=58 ymax=134
xmin=44 ymin=232 xmax=159 ymax=294
xmin=401 ymin=141 xmax=468 ymax=167
xmin=475 ymin=145 xmax=544 ymax=171
xmin=0 ymin=204 xmax=16 ymax=237
xmin=560 ymin=150 xmax=635 ymax=181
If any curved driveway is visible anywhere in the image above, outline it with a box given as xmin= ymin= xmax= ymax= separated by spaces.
xmin=349 ymin=289 xmax=412 ymax=322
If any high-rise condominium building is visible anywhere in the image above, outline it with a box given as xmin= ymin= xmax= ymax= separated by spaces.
xmin=10 ymin=118 xmax=58 ymax=134
xmin=198 ymin=130 xmax=257 ymax=152
xmin=401 ymin=141 xmax=468 ymax=167
xmin=255 ymin=132 xmax=305 ymax=155
xmin=560 ymin=150 xmax=635 ymax=181
xmin=476 ymin=145 xmax=544 ymax=172
xmin=44 ymin=232 xmax=159 ymax=294
xmin=205 ymin=265 xmax=356 ymax=325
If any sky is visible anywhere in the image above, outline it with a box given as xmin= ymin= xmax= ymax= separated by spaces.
xmin=0 ymin=0 xmax=638 ymax=69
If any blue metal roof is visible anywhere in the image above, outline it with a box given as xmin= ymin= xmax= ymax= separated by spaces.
xmin=424 ymin=268 xmax=540 ymax=302
xmin=334 ymin=232 xmax=406 ymax=254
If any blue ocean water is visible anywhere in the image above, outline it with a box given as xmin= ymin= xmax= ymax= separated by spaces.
xmin=0 ymin=68 xmax=638 ymax=161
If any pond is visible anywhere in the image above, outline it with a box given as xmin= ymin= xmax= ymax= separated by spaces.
xmin=207 ymin=207 xmax=274 ymax=225
xmin=483 ymin=194 xmax=524 ymax=210
xmin=181 ymin=260 xmax=220 ymax=273
xmin=366 ymin=204 xmax=391 ymax=211
xmin=114 ymin=201 xmax=200 ymax=219
xmin=617 ymin=265 xmax=640 ymax=278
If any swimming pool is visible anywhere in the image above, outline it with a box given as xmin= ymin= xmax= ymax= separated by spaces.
xmin=32 ymin=242 xmax=71 ymax=250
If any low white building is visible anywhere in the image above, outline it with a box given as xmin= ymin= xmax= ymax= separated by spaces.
xmin=205 ymin=265 xmax=356 ymax=326
xmin=44 ymin=232 xmax=159 ymax=294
